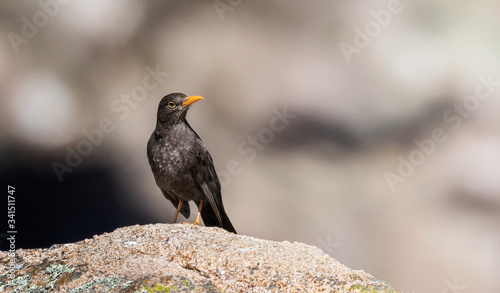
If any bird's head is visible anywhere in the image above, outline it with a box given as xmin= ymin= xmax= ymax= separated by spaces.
xmin=156 ymin=93 xmax=203 ymax=125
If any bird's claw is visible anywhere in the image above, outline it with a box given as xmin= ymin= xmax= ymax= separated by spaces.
xmin=181 ymin=220 xmax=200 ymax=226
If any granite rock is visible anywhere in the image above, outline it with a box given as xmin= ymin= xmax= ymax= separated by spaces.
xmin=0 ymin=224 xmax=400 ymax=292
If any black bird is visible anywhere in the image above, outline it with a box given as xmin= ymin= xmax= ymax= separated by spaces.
xmin=147 ymin=93 xmax=236 ymax=233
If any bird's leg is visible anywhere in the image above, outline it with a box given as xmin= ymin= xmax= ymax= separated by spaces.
xmin=193 ymin=200 xmax=203 ymax=225
xmin=173 ymin=200 xmax=183 ymax=223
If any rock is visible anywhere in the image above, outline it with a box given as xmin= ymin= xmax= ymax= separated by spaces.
xmin=0 ymin=224 xmax=400 ymax=292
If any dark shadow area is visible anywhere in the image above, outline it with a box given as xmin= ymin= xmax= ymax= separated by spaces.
xmin=0 ymin=144 xmax=151 ymax=250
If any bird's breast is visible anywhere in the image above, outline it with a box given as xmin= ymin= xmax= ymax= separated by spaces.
xmin=150 ymin=142 xmax=191 ymax=175
xmin=148 ymin=126 xmax=197 ymax=178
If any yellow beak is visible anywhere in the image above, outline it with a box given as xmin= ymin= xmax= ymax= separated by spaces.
xmin=181 ymin=96 xmax=204 ymax=107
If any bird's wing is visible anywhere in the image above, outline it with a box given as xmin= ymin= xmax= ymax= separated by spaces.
xmin=189 ymin=142 xmax=224 ymax=224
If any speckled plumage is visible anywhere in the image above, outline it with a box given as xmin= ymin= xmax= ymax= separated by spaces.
xmin=147 ymin=93 xmax=236 ymax=233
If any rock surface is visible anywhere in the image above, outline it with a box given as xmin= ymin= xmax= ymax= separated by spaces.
xmin=0 ymin=224 xmax=400 ymax=292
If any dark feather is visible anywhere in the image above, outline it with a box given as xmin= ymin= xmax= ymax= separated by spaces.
xmin=147 ymin=93 xmax=237 ymax=233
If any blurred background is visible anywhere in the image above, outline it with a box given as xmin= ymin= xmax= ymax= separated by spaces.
xmin=1 ymin=0 xmax=500 ymax=292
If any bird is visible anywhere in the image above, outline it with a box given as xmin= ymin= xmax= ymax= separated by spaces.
xmin=147 ymin=93 xmax=236 ymax=233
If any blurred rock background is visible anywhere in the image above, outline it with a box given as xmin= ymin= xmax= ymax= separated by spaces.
xmin=1 ymin=0 xmax=499 ymax=292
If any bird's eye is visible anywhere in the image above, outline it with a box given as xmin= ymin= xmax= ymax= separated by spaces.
xmin=167 ymin=101 xmax=176 ymax=109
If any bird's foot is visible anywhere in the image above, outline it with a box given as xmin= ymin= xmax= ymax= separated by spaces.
xmin=181 ymin=208 xmax=201 ymax=226
xmin=181 ymin=201 xmax=202 ymax=226
xmin=181 ymin=219 xmax=200 ymax=226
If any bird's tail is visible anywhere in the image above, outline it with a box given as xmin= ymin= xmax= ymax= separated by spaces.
xmin=201 ymin=204 xmax=237 ymax=234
